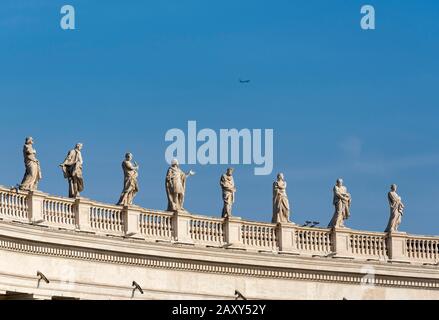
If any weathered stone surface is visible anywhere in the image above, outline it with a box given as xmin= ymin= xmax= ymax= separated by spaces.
xmin=117 ymin=153 xmax=139 ymax=206
xmin=165 ymin=159 xmax=195 ymax=212
xmin=60 ymin=143 xmax=84 ymax=198
xmin=328 ymin=179 xmax=352 ymax=228
xmin=19 ymin=137 xmax=42 ymax=191
xmin=386 ymin=184 xmax=405 ymax=232
xmin=220 ymin=168 xmax=236 ymax=218
xmin=1 ymin=185 xmax=439 ymax=300
xmin=272 ymin=173 xmax=291 ymax=224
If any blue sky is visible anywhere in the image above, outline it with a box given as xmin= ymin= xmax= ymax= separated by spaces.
xmin=1 ymin=1 xmax=438 ymax=235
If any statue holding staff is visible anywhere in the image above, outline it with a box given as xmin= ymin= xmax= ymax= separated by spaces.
xmin=60 ymin=143 xmax=84 ymax=198
xmin=220 ymin=168 xmax=236 ymax=218
xmin=165 ymin=159 xmax=195 ymax=212
xmin=385 ymin=184 xmax=405 ymax=232
xmin=19 ymin=137 xmax=42 ymax=191
xmin=272 ymin=173 xmax=291 ymax=224
xmin=328 ymin=178 xmax=352 ymax=228
xmin=117 ymin=153 xmax=139 ymax=206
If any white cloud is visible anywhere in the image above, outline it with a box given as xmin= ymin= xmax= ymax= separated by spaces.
xmin=338 ymin=136 xmax=363 ymax=158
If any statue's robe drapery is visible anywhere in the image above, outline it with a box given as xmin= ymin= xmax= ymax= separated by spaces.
xmin=220 ymin=174 xmax=235 ymax=218
xmin=385 ymin=191 xmax=404 ymax=232
xmin=117 ymin=160 xmax=139 ymax=206
xmin=328 ymin=185 xmax=351 ymax=228
xmin=272 ymin=179 xmax=290 ymax=223
xmin=166 ymin=166 xmax=187 ymax=211
xmin=20 ymin=144 xmax=42 ymax=191
xmin=61 ymin=149 xmax=84 ymax=198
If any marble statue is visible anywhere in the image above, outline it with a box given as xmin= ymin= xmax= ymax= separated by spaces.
xmin=385 ymin=184 xmax=405 ymax=232
xmin=272 ymin=173 xmax=291 ymax=223
xmin=166 ymin=159 xmax=195 ymax=212
xmin=60 ymin=143 xmax=84 ymax=198
xmin=19 ymin=137 xmax=42 ymax=191
xmin=220 ymin=168 xmax=236 ymax=218
xmin=328 ymin=178 xmax=351 ymax=228
xmin=117 ymin=153 xmax=139 ymax=206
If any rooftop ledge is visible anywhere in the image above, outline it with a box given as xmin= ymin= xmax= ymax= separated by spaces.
xmin=1 ymin=185 xmax=439 ymax=266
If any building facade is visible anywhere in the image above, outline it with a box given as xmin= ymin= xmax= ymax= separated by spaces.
xmin=0 ymin=186 xmax=438 ymax=300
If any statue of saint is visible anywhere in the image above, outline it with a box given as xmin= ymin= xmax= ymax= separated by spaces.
xmin=117 ymin=153 xmax=139 ymax=206
xmin=385 ymin=184 xmax=405 ymax=232
xmin=60 ymin=143 xmax=84 ymax=198
xmin=328 ymin=178 xmax=352 ymax=228
xmin=19 ymin=137 xmax=42 ymax=191
xmin=165 ymin=159 xmax=195 ymax=212
xmin=272 ymin=173 xmax=291 ymax=223
xmin=220 ymin=168 xmax=236 ymax=218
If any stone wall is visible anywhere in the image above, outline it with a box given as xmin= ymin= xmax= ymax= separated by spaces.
xmin=1 ymin=186 xmax=439 ymax=300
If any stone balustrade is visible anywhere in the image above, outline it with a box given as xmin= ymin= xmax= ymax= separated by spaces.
xmin=189 ymin=215 xmax=225 ymax=247
xmin=0 ymin=188 xmax=28 ymax=222
xmin=294 ymin=226 xmax=332 ymax=256
xmin=42 ymin=196 xmax=76 ymax=227
xmin=1 ymin=185 xmax=438 ymax=265
xmin=139 ymin=209 xmax=174 ymax=241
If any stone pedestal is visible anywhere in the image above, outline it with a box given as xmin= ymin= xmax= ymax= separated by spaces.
xmin=28 ymin=191 xmax=47 ymax=224
xmin=331 ymin=227 xmax=354 ymax=259
xmin=75 ymin=198 xmax=93 ymax=232
xmin=224 ymin=217 xmax=243 ymax=249
xmin=172 ymin=211 xmax=194 ymax=245
xmin=277 ymin=223 xmax=299 ymax=255
xmin=123 ymin=206 xmax=142 ymax=238
xmin=387 ymin=232 xmax=410 ymax=263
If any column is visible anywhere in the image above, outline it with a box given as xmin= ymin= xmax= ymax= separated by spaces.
xmin=387 ymin=232 xmax=410 ymax=263
xmin=123 ymin=205 xmax=142 ymax=238
xmin=224 ymin=216 xmax=243 ymax=249
xmin=172 ymin=211 xmax=194 ymax=245
xmin=331 ymin=227 xmax=354 ymax=259
xmin=75 ymin=198 xmax=93 ymax=232
xmin=277 ymin=223 xmax=299 ymax=254
xmin=28 ymin=191 xmax=47 ymax=224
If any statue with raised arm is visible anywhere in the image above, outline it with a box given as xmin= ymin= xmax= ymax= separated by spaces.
xmin=166 ymin=159 xmax=195 ymax=212
xmin=117 ymin=153 xmax=139 ymax=206
xmin=328 ymin=178 xmax=352 ymax=228
xmin=19 ymin=137 xmax=42 ymax=191
xmin=220 ymin=168 xmax=236 ymax=218
xmin=60 ymin=143 xmax=84 ymax=198
xmin=272 ymin=173 xmax=291 ymax=224
xmin=385 ymin=184 xmax=405 ymax=232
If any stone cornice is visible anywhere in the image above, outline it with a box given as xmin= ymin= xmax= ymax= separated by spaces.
xmin=0 ymin=271 xmax=233 ymax=300
xmin=1 ymin=220 xmax=439 ymax=291
xmin=2 ymin=186 xmax=439 ymax=268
